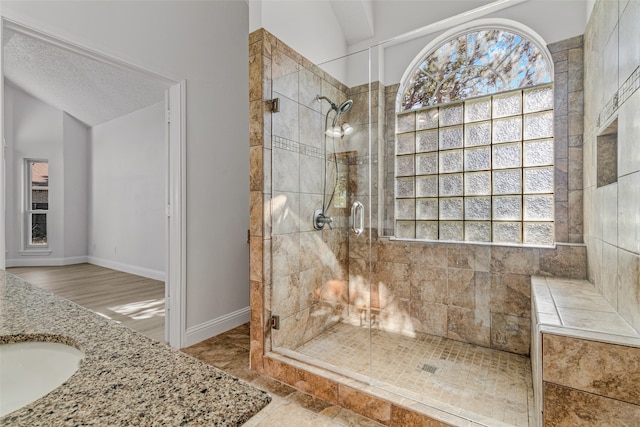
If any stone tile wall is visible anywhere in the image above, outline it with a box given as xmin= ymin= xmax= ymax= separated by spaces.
xmin=548 ymin=35 xmax=585 ymax=244
xmin=249 ymin=29 xmax=354 ymax=355
xmin=542 ymin=334 xmax=640 ymax=425
xmin=583 ymin=0 xmax=640 ymax=332
xmin=350 ymin=238 xmax=586 ymax=355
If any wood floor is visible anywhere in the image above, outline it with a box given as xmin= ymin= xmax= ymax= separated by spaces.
xmin=7 ymin=263 xmax=166 ymax=343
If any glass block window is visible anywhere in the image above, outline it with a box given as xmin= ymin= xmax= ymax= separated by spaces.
xmin=394 ymin=85 xmax=554 ymax=245
xmin=400 ymin=29 xmax=552 ymax=111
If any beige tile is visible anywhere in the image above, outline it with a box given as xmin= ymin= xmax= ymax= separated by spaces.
xmin=377 ymin=240 xmax=411 ymax=263
xmin=543 ymin=334 xmax=640 ymax=404
xmin=543 ymin=382 xmax=640 ymax=427
xmin=331 ymin=408 xmax=386 ymax=427
xmin=546 ymin=278 xmax=609 ymax=310
xmin=491 ymin=246 xmax=540 ymax=275
xmin=447 ymin=268 xmax=475 ymax=309
xmin=411 ymin=242 xmax=448 ymax=269
xmin=447 ymin=244 xmax=475 ymax=270
xmin=410 ymin=267 xmax=447 ymax=304
xmin=618 ymin=172 xmax=640 ymax=255
xmin=617 ymin=248 xmax=640 ymax=331
xmin=271 ymin=234 xmax=300 ymax=278
xmin=390 ymin=405 xmax=451 ymax=427
xmin=490 ymin=312 xmax=530 ymax=354
xmin=557 ymin=307 xmax=638 ymax=335
xmin=295 ymin=322 xmax=531 ymax=425
xmin=249 ymin=400 xmax=329 ymax=427
xmin=249 ymin=53 xmax=263 ymax=102
xmin=601 ymin=242 xmax=619 ymax=308
xmin=410 ymin=299 xmax=448 ymax=336
xmin=538 ymin=244 xmax=587 ymax=280
xmin=447 ymin=306 xmax=490 ymax=347
xmin=490 ymin=273 xmax=531 ymax=317
xmin=338 ymin=385 xmax=391 ymax=425
xmin=249 ymin=145 xmax=264 ymax=191
xmin=250 ymin=237 xmax=264 ymax=282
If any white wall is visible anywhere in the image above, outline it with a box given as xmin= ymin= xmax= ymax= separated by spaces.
xmin=89 ymin=102 xmax=165 ymax=279
xmin=1 ymin=0 xmax=251 ymax=340
xmin=63 ymin=113 xmax=90 ymax=261
xmin=4 ymin=84 xmax=65 ymax=264
xmin=249 ymin=0 xmax=348 ymax=82
xmin=250 ymin=0 xmax=587 ymax=88
xmin=4 ymin=85 xmax=91 ymax=266
xmin=356 ymin=0 xmax=589 ymax=87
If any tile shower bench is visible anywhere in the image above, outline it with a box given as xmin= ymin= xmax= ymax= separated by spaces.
xmin=530 ymin=276 xmax=640 ymax=426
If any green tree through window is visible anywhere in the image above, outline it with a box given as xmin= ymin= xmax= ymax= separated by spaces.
xmin=401 ymin=30 xmax=551 ymax=110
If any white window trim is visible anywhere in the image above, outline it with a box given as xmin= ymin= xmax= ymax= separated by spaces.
xmin=24 ymin=158 xmax=49 ymax=251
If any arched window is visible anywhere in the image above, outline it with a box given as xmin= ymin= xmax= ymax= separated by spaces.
xmin=394 ymin=26 xmax=554 ymax=245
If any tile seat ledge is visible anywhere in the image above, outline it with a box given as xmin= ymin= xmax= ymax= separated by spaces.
xmin=531 ymin=276 xmax=640 ymax=345
xmin=530 ymin=276 xmax=640 ymax=427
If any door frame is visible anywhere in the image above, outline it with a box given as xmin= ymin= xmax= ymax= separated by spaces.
xmin=0 ymin=18 xmax=187 ymax=348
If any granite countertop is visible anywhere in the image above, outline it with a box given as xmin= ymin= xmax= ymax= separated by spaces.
xmin=0 ymin=271 xmax=271 ymax=426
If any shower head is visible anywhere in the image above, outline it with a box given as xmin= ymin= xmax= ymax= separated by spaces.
xmin=316 ymin=95 xmax=353 ymax=116
xmin=337 ymin=99 xmax=353 ymax=115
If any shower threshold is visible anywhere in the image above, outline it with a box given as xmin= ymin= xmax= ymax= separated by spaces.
xmin=273 ymin=322 xmax=533 ymax=427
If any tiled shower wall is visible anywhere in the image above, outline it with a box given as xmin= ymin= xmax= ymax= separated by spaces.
xmin=583 ymin=0 xmax=640 ymax=332
xmin=250 ymin=29 xmax=354 ymax=353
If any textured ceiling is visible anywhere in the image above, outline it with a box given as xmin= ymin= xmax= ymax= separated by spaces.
xmin=3 ymin=28 xmax=172 ymax=127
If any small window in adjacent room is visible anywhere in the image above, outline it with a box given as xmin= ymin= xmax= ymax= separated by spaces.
xmin=596 ymin=119 xmax=618 ymax=187
xmin=25 ymin=159 xmax=49 ymax=248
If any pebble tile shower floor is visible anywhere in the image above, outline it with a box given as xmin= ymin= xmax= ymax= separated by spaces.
xmin=296 ymin=322 xmax=533 ymax=426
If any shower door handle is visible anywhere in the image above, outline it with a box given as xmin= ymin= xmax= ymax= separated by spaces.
xmin=351 ymin=201 xmax=364 ymax=236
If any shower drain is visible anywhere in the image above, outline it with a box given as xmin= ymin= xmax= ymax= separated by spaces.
xmin=419 ymin=363 xmax=438 ymax=374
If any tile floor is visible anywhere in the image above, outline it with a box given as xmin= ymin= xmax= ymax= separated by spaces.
xmin=183 ymin=322 xmax=533 ymax=426
xmin=182 ymin=323 xmax=385 ymax=426
xmin=297 ymin=323 xmax=533 ymax=426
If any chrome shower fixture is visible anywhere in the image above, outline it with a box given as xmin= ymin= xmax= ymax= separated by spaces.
xmin=316 ymin=95 xmax=354 ymax=138
xmin=313 ymin=95 xmax=355 ymax=231
xmin=316 ymin=95 xmax=353 ymax=115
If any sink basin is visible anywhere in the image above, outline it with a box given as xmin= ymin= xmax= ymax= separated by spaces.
xmin=0 ymin=341 xmax=84 ymax=416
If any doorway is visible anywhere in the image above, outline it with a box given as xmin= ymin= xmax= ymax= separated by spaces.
xmin=0 ymin=19 xmax=185 ymax=348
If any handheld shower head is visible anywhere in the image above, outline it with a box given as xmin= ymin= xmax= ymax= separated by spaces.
xmin=316 ymin=95 xmax=353 ymax=116
xmin=337 ymin=99 xmax=353 ymax=115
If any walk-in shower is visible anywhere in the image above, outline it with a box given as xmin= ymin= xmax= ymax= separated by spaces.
xmin=313 ymin=95 xmax=353 ymax=231
xmin=256 ymin=29 xmax=538 ymax=427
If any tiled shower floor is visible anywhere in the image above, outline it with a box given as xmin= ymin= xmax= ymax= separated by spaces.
xmin=295 ymin=322 xmax=533 ymax=426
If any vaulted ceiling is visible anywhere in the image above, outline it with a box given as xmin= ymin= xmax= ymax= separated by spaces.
xmin=3 ymin=25 xmax=172 ymax=127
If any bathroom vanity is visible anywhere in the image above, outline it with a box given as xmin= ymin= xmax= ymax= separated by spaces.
xmin=0 ymin=271 xmax=270 ymax=425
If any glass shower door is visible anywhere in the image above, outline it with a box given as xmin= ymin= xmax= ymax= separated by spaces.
xmin=268 ymin=46 xmax=374 ymax=379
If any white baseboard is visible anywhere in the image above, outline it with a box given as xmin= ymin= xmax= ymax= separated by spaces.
xmin=183 ymin=306 xmax=250 ymax=347
xmin=87 ymin=256 xmax=165 ymax=281
xmin=6 ymin=255 xmax=88 ymax=267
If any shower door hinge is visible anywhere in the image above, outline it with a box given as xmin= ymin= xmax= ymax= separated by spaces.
xmin=166 ymin=109 xmax=171 ymax=123
xmin=268 ymin=98 xmax=280 ymax=113
xmin=270 ymin=315 xmax=280 ymax=330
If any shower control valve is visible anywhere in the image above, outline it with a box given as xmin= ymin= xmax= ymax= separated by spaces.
xmin=313 ymin=210 xmax=333 ymax=230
